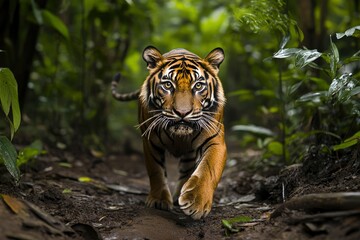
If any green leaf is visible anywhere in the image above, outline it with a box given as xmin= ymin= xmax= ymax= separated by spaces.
xmin=273 ymin=48 xmax=322 ymax=68
xmin=350 ymin=86 xmax=360 ymax=96
xmin=78 ymin=176 xmax=93 ymax=182
xmin=228 ymin=89 xmax=255 ymax=101
xmin=297 ymin=91 xmax=327 ymax=103
xmin=273 ymin=48 xmax=301 ymax=58
xmin=17 ymin=140 xmax=45 ymax=167
xmin=222 ymin=215 xmax=252 ymax=233
xmin=255 ymin=89 xmax=276 ymax=98
xmin=333 ymin=131 xmax=360 ymax=151
xmin=62 ymin=188 xmax=72 ymax=194
xmin=330 ymin=36 xmax=339 ymax=63
xmin=41 ymin=10 xmax=69 ymax=40
xmin=294 ymin=49 xmax=322 ymax=68
xmin=0 ymin=69 xmax=13 ymax=115
xmin=31 ymin=0 xmax=43 ymax=24
xmin=279 ymin=33 xmax=290 ymax=49
xmin=329 ymin=37 xmax=339 ymax=78
xmin=336 ymin=25 xmax=360 ymax=39
xmin=341 ymin=55 xmax=360 ymax=65
xmin=267 ymin=141 xmax=283 ymax=155
xmin=0 ymin=136 xmax=20 ymax=182
xmin=232 ymin=125 xmax=274 ymax=136
xmin=0 ymin=68 xmax=21 ymax=139
xmin=328 ymin=73 xmax=359 ymax=103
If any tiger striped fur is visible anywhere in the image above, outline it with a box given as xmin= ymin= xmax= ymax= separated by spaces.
xmin=112 ymin=46 xmax=227 ymax=219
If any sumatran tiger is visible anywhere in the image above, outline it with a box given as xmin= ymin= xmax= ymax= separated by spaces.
xmin=111 ymin=46 xmax=227 ymax=219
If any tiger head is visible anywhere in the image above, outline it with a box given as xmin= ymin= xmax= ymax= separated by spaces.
xmin=139 ymin=46 xmax=225 ymax=138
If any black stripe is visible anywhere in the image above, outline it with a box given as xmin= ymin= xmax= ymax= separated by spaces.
xmin=164 ymin=129 xmax=175 ymax=144
xmin=196 ymin=129 xmax=220 ymax=157
xmin=201 ymin=143 xmax=219 ymax=156
xmin=204 ymin=71 xmax=209 ymax=80
xmin=149 ymin=139 xmax=165 ymax=170
xmin=180 ymin=158 xmax=196 ymax=163
xmin=169 ymin=63 xmax=181 ymax=69
xmin=180 ymin=167 xmax=195 ymax=175
xmin=150 ymin=139 xmax=164 ymax=155
xmin=151 ymin=152 xmax=165 ymax=169
xmin=179 ymin=174 xmax=190 ymax=181
xmin=191 ymin=131 xmax=202 ymax=144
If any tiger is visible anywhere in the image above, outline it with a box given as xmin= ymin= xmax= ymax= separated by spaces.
xmin=111 ymin=46 xmax=227 ymax=219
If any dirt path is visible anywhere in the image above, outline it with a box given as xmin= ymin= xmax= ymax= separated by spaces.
xmin=0 ymin=148 xmax=359 ymax=239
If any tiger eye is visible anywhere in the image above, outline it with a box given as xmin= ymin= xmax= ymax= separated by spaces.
xmin=194 ymin=82 xmax=203 ymax=90
xmin=163 ymin=81 xmax=173 ymax=90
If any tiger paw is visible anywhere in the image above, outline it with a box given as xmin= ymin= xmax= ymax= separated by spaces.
xmin=178 ymin=175 xmax=213 ymax=220
xmin=146 ymin=188 xmax=173 ymax=211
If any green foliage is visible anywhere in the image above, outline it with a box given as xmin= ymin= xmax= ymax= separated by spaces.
xmin=0 ymin=68 xmax=21 ymax=140
xmin=0 ymin=67 xmax=21 ymax=183
xmin=332 ymin=131 xmax=360 ymax=151
xmin=234 ymin=0 xmax=300 ymax=38
xmin=0 ymin=136 xmax=20 ymax=183
xmin=253 ymin=25 xmax=360 ymax=163
xmin=17 ymin=140 xmax=45 ymax=167
xmin=336 ymin=26 xmax=360 ymax=39
xmin=222 ymin=215 xmax=252 ymax=235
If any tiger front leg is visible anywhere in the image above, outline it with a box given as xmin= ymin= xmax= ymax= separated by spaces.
xmin=178 ymin=141 xmax=227 ymax=219
xmin=143 ymin=140 xmax=173 ymax=210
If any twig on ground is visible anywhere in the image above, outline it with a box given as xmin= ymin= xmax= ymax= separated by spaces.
xmin=271 ymin=192 xmax=360 ymax=218
xmin=287 ymin=209 xmax=360 ymax=224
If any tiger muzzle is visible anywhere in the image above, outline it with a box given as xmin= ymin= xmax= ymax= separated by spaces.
xmin=168 ymin=120 xmax=195 ymax=136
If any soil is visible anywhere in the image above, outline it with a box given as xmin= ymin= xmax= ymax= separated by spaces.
xmin=0 ymin=143 xmax=359 ymax=240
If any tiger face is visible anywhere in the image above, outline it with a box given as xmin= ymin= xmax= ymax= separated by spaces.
xmin=139 ymin=46 xmax=225 ymax=139
xmin=114 ymin=46 xmax=227 ymax=219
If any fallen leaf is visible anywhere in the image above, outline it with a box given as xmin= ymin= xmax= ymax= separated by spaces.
xmin=1 ymin=194 xmax=28 ymax=216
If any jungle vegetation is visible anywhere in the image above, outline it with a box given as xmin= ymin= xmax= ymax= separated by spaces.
xmin=0 ymin=0 xmax=359 ymax=180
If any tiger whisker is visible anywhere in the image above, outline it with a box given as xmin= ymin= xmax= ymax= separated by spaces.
xmin=136 ymin=113 xmax=161 ymax=129
xmin=141 ymin=115 xmax=163 ymax=139
xmin=203 ymin=113 xmax=223 ymax=126
xmin=200 ymin=114 xmax=223 ymax=134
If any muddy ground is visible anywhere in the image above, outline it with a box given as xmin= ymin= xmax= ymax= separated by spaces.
xmin=0 ymin=144 xmax=359 ymax=240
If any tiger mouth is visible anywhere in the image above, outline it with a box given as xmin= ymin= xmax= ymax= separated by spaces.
xmin=168 ymin=121 xmax=195 ymax=136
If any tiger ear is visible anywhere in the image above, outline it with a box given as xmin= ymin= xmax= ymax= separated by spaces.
xmin=205 ymin=48 xmax=225 ymax=70
xmin=143 ymin=46 xmax=163 ymax=69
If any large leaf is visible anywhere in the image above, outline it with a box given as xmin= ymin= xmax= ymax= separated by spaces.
xmin=294 ymin=49 xmax=322 ymax=68
xmin=0 ymin=68 xmax=21 ymax=139
xmin=0 ymin=136 xmax=20 ymax=182
xmin=273 ymin=48 xmax=322 ymax=68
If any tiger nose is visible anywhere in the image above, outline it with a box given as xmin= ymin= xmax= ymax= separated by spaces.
xmin=173 ymin=92 xmax=193 ymax=118
xmin=173 ymin=108 xmax=192 ymax=118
